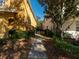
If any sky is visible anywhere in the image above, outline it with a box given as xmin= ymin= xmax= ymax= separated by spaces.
xmin=30 ymin=0 xmax=45 ymax=20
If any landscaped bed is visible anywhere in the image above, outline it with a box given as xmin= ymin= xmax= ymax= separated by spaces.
xmin=43 ymin=36 xmax=79 ymax=59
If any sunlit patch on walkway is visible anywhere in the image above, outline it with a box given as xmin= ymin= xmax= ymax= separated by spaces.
xmin=28 ymin=38 xmax=48 ymax=59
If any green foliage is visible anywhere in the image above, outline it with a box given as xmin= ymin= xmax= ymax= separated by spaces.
xmin=37 ymin=20 xmax=43 ymax=29
xmin=44 ymin=29 xmax=53 ymax=37
xmin=53 ymin=36 xmax=79 ymax=58
xmin=7 ymin=30 xmax=35 ymax=41
xmin=63 ymin=32 xmax=71 ymax=38
xmin=9 ymin=31 xmax=25 ymax=40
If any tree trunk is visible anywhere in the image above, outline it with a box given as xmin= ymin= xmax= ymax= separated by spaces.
xmin=55 ymin=24 xmax=62 ymax=37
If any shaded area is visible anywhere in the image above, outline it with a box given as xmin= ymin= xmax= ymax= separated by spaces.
xmin=43 ymin=39 xmax=76 ymax=59
xmin=0 ymin=39 xmax=31 ymax=59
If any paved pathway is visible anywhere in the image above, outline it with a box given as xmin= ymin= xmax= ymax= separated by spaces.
xmin=28 ymin=38 xmax=48 ymax=59
xmin=35 ymin=34 xmax=52 ymax=40
xmin=0 ymin=35 xmax=48 ymax=59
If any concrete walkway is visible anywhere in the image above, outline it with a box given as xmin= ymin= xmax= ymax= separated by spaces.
xmin=35 ymin=34 xmax=52 ymax=40
xmin=28 ymin=38 xmax=48 ymax=59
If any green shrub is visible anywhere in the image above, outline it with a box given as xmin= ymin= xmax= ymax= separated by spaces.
xmin=7 ymin=30 xmax=35 ymax=41
xmin=53 ymin=36 xmax=79 ymax=58
xmin=44 ymin=29 xmax=53 ymax=37
xmin=63 ymin=32 xmax=72 ymax=39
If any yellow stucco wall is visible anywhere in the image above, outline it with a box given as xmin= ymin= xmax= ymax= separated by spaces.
xmin=5 ymin=0 xmax=37 ymax=28
xmin=23 ymin=0 xmax=37 ymax=27
xmin=0 ymin=0 xmax=37 ymax=38
xmin=0 ymin=12 xmax=16 ymax=30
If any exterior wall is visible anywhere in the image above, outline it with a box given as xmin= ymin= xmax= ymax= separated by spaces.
xmin=0 ymin=13 xmax=16 ymax=38
xmin=4 ymin=0 xmax=37 ymax=28
xmin=62 ymin=17 xmax=76 ymax=31
xmin=42 ymin=17 xmax=79 ymax=32
xmin=0 ymin=0 xmax=37 ymax=38
xmin=24 ymin=0 xmax=37 ymax=27
xmin=0 ymin=12 xmax=16 ymax=30
xmin=42 ymin=18 xmax=54 ymax=31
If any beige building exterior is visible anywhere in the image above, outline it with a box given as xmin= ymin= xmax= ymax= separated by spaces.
xmin=42 ymin=18 xmax=54 ymax=31
xmin=42 ymin=17 xmax=79 ymax=32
